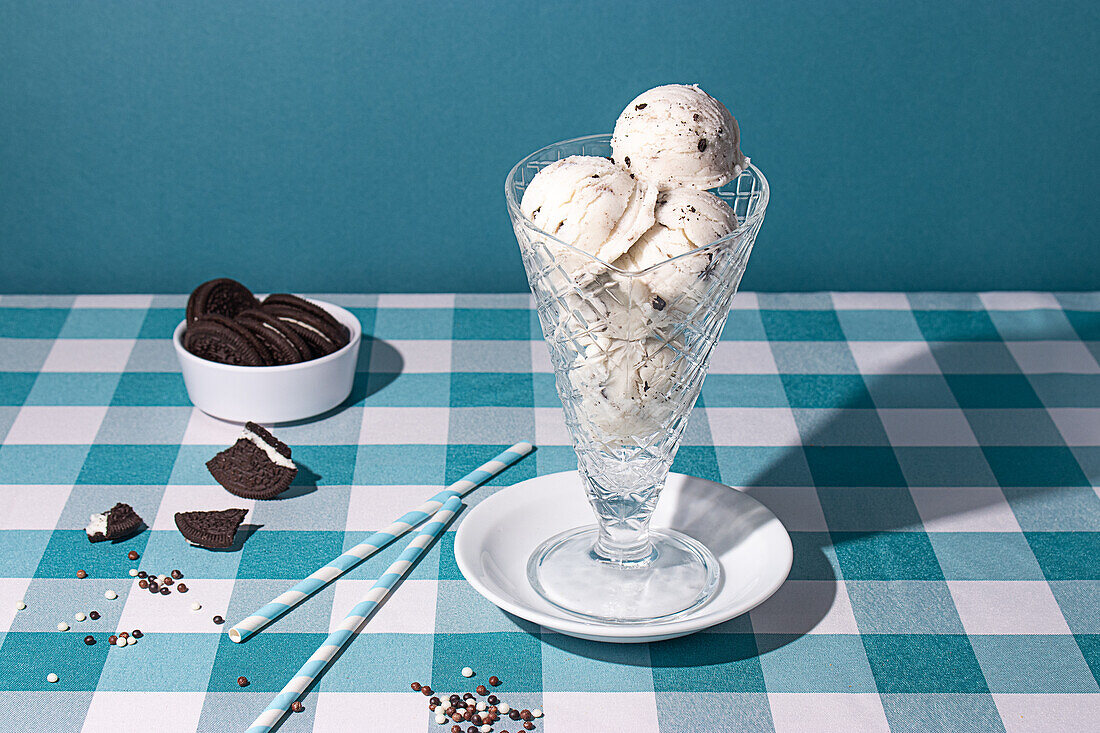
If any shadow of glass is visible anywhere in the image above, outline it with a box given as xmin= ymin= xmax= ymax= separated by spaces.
xmin=664 ymin=476 xmax=775 ymax=558
xmin=549 ymin=332 xmax=1089 ymax=665
xmin=721 ymin=337 xmax=1086 ymax=659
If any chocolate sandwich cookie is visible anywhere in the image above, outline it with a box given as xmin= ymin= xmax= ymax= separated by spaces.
xmin=86 ymin=503 xmax=144 ymax=543
xmin=235 ymin=309 xmax=309 ymax=365
xmin=174 ymin=508 xmax=248 ymax=549
xmin=186 ymin=278 xmax=259 ymax=324
xmin=184 ymin=314 xmax=272 ymax=366
xmin=207 ymin=421 xmax=297 ymax=499
xmin=262 ymin=304 xmax=348 ymax=358
xmin=261 ymin=294 xmax=350 ymax=347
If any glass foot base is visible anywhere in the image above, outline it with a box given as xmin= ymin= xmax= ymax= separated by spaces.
xmin=527 ymin=526 xmax=721 ymax=624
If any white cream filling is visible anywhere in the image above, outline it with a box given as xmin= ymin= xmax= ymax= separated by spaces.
xmin=281 ymin=316 xmax=331 ymax=344
xmin=86 ymin=513 xmax=107 ymax=537
xmin=241 ymin=427 xmax=296 ymax=469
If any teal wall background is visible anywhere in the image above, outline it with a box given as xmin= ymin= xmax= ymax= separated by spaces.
xmin=1 ymin=1 xmax=1097 ymax=294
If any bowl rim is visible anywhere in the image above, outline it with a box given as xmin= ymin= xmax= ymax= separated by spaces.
xmin=503 ymin=133 xmax=770 ymax=276
xmin=173 ymin=297 xmax=362 ymax=372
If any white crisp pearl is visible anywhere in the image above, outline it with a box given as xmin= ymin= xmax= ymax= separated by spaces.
xmin=74 ymin=613 xmax=86 ymax=622
xmin=435 ymin=714 xmax=446 ymax=724
xmin=476 ymin=701 xmax=487 ymax=711
xmin=104 ymin=590 xmax=118 ymax=600
xmin=15 ymin=601 xmax=26 ymax=610
xmin=57 ymin=622 xmax=69 ymax=631
xmin=461 ymin=667 xmax=474 ymax=677
xmin=191 ymin=602 xmax=201 ymax=611
xmin=46 ymin=673 xmax=58 ymax=683
xmin=129 ymin=569 xmax=139 ymax=577
xmin=498 ymin=703 xmax=510 ymax=714
xmin=480 ymin=726 xmax=491 ymax=733
xmin=532 ymin=708 xmax=543 ymax=718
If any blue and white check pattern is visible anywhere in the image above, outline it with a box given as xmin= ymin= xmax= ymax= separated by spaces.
xmin=0 ymin=291 xmax=1097 ymax=732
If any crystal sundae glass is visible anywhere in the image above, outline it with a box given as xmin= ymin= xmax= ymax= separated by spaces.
xmin=505 ymin=135 xmax=769 ymax=624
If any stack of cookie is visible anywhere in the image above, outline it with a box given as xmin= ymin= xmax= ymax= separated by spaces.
xmin=184 ymin=278 xmax=350 ymax=366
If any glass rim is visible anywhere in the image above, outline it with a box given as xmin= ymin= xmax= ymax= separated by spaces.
xmin=504 ymin=133 xmax=770 ymax=277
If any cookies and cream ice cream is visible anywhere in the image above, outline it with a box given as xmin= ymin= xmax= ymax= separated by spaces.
xmin=516 ymin=84 xmax=751 ymax=445
xmin=569 ymin=335 xmax=677 ymax=438
xmin=611 ymin=84 xmax=747 ymax=190
xmin=615 ymin=187 xmax=738 ymax=312
xmin=520 ymin=155 xmax=657 ymax=268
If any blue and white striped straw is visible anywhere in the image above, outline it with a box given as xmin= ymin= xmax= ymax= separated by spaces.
xmin=243 ymin=495 xmax=462 ymax=733
xmin=228 ymin=441 xmax=533 ymax=643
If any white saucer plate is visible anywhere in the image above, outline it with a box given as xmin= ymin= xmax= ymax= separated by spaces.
xmin=453 ymin=471 xmax=793 ymax=643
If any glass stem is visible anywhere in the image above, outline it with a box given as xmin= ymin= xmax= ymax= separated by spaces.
xmin=579 ymin=453 xmax=667 ymax=565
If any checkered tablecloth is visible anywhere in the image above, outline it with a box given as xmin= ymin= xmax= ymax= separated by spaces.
xmin=0 ymin=291 xmax=1097 ymax=732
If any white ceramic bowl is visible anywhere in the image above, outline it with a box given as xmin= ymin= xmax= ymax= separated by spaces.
xmin=173 ymin=299 xmax=361 ymax=423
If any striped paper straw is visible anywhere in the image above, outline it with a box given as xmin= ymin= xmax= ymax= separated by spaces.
xmin=229 ymin=441 xmax=533 ymax=643
xmin=244 ymin=496 xmax=462 ymax=733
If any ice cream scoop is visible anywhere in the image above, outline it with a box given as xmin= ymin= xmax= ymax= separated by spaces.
xmin=569 ymin=335 xmax=678 ymax=439
xmin=614 ymin=187 xmax=738 ymax=316
xmin=520 ymin=155 xmax=657 ymax=267
xmin=611 ymin=84 xmax=748 ymax=190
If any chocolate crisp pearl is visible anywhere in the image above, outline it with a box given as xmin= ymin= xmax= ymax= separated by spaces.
xmin=213 ymin=616 xmax=224 ymax=625
xmin=83 ymin=636 xmax=95 ymax=645
xmin=290 ymin=701 xmax=304 ymax=713
xmin=76 ymin=570 xmax=87 ymax=579
xmin=489 ymin=676 xmax=501 ymax=686
xmin=159 ymin=587 xmax=170 ymax=595
xmin=476 ymin=685 xmax=487 ymax=695
xmin=108 ymin=635 xmax=117 ymax=645
xmin=127 ymin=551 xmax=139 ymax=560
xmin=171 ymin=570 xmax=183 ymax=579
xmin=88 ymin=611 xmax=100 ymax=620
xmin=132 ymin=630 xmax=143 ymax=638
xmin=237 ymin=676 xmax=249 ymax=687
xmin=410 ymin=682 xmax=421 ymax=691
